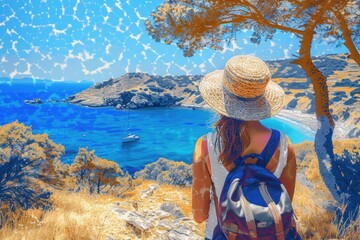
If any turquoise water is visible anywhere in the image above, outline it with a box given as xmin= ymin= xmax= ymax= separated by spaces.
xmin=0 ymin=80 xmax=314 ymax=173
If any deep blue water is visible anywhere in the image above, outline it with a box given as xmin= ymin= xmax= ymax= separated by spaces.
xmin=0 ymin=80 xmax=314 ymax=174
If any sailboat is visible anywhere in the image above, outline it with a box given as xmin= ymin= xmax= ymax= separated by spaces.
xmin=122 ymin=133 xmax=140 ymax=143
xmin=122 ymin=110 xmax=140 ymax=143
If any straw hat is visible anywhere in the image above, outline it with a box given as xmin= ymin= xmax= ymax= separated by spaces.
xmin=199 ymin=55 xmax=285 ymax=121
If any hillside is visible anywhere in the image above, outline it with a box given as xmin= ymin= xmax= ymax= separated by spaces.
xmin=1 ymin=138 xmax=358 ymax=240
xmin=66 ymin=54 xmax=360 ymax=138
xmin=65 ymin=73 xmax=203 ymax=109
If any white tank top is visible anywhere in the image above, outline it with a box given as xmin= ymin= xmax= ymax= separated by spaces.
xmin=204 ymin=131 xmax=288 ymax=239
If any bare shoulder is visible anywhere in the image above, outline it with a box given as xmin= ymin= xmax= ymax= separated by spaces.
xmin=285 ymin=135 xmax=296 ymax=159
xmin=193 ymin=135 xmax=208 ymax=164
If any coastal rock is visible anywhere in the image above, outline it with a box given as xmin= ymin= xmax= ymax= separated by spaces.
xmin=113 ymin=205 xmax=201 ymax=239
xmin=163 ymin=227 xmax=201 ymax=240
xmin=287 ymin=98 xmax=298 ymax=109
xmin=193 ymin=95 xmax=204 ymax=104
xmin=160 ymin=202 xmax=184 ymax=219
xmin=130 ymin=94 xmax=151 ymax=108
xmin=113 ymin=208 xmax=153 ymax=236
xmin=141 ymin=183 xmax=160 ymax=199
xmin=24 ymin=98 xmax=43 ymax=104
xmin=348 ymin=127 xmax=360 ymax=138
xmin=134 ymin=158 xmax=192 ymax=186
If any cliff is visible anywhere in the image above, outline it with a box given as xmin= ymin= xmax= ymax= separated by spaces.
xmin=65 ymin=73 xmax=203 ymax=109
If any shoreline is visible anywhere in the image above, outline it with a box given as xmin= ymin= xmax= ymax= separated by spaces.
xmin=182 ymin=104 xmax=352 ymax=140
xmin=274 ymin=109 xmax=354 ymax=140
xmin=276 ymin=109 xmax=317 ymax=135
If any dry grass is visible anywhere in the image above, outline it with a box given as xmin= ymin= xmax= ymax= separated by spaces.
xmin=0 ymin=190 xmax=124 ymax=240
xmin=293 ymin=140 xmax=360 ymax=239
xmin=0 ymin=178 xmax=358 ymax=239
xmin=0 ymin=179 xmax=200 ymax=240
xmin=1 ymin=139 xmax=359 ymax=239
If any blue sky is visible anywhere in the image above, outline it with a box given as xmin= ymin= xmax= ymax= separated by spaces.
xmin=0 ymin=0 xmax=352 ymax=82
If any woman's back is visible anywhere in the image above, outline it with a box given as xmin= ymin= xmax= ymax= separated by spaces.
xmin=221 ymin=122 xmax=296 ymax=199
xmin=192 ymin=55 xmax=299 ymax=239
xmin=198 ymin=124 xmax=297 ymax=239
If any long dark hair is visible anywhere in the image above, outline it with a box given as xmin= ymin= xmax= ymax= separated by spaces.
xmin=214 ymin=115 xmax=250 ymax=166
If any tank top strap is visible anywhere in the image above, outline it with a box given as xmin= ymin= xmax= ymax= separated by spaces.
xmin=206 ymin=132 xmax=229 ymax=195
xmin=273 ymin=131 xmax=288 ymax=178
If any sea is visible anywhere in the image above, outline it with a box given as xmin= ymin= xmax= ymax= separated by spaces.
xmin=0 ymin=79 xmax=314 ymax=174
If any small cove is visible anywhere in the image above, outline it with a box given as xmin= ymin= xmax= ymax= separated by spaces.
xmin=0 ymin=81 xmax=314 ymax=174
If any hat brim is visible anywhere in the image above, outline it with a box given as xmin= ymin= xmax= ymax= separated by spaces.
xmin=199 ymin=70 xmax=285 ymax=121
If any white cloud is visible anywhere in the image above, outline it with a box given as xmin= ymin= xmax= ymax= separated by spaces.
xmin=175 ymin=63 xmax=191 ymax=75
xmin=115 ymin=26 xmax=125 ymax=33
xmin=54 ymin=62 xmax=67 ymax=70
xmin=283 ymin=49 xmax=290 ymax=59
xmin=71 ymin=40 xmax=84 ymax=47
xmin=22 ymin=63 xmax=32 ymax=75
xmin=130 ymin=33 xmax=142 ymax=41
xmin=161 ymin=60 xmax=171 ymax=75
xmin=9 ymin=69 xmax=18 ymax=78
xmin=115 ymin=0 xmax=123 ymax=10
xmin=12 ymin=41 xmax=18 ymax=53
xmin=220 ymin=39 xmax=242 ymax=53
xmin=142 ymin=43 xmax=151 ymax=50
xmin=73 ymin=0 xmax=80 ymax=14
xmin=103 ymin=3 xmax=112 ymax=13
xmin=125 ymin=59 xmax=130 ymax=73
xmin=208 ymin=53 xmax=217 ymax=69
xmin=84 ymin=50 xmax=95 ymax=60
xmin=118 ymin=52 xmax=123 ymax=61
xmin=51 ymin=24 xmax=70 ymax=36
xmin=82 ymin=58 xmax=115 ymax=75
xmin=105 ymin=44 xmax=111 ymax=54
xmin=134 ymin=20 xmax=140 ymax=27
xmin=199 ymin=63 xmax=206 ymax=73
xmin=135 ymin=10 xmax=147 ymax=20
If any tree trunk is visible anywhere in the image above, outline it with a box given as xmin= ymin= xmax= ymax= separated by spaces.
xmin=292 ymin=0 xmax=340 ymax=203
xmin=295 ymin=56 xmax=339 ymax=203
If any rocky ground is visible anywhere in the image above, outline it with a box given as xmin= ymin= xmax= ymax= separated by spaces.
xmin=65 ymin=54 xmax=360 ymax=138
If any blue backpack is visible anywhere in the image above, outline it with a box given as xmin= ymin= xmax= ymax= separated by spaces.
xmin=212 ymin=129 xmax=299 ymax=240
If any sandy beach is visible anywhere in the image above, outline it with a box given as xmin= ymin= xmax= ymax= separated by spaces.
xmin=276 ymin=109 xmax=353 ymax=140
xmin=189 ymin=105 xmax=352 ymax=140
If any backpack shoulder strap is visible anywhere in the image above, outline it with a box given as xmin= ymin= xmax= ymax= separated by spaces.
xmin=256 ymin=129 xmax=281 ymax=168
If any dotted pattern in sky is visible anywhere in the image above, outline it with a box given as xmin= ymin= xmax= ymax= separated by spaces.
xmin=0 ymin=0 xmax=350 ymax=82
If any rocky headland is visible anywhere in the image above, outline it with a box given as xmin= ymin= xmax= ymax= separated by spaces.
xmin=65 ymin=73 xmax=203 ymax=109
xmin=66 ymin=54 xmax=360 ymax=138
